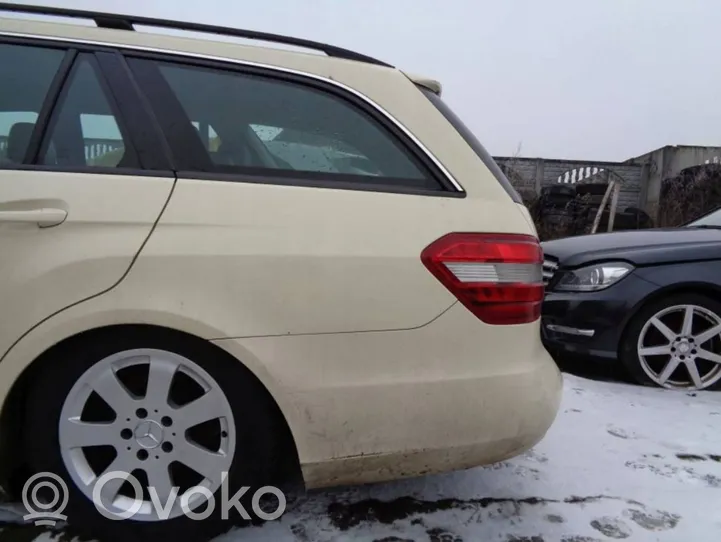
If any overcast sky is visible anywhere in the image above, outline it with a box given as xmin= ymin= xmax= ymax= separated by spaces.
xmin=8 ymin=0 xmax=721 ymax=161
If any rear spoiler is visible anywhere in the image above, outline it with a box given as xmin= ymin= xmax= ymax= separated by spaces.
xmin=403 ymin=71 xmax=442 ymax=96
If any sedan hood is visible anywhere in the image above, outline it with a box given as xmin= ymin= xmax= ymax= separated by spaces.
xmin=541 ymin=227 xmax=721 ymax=268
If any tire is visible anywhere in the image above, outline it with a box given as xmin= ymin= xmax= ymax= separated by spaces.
xmin=22 ymin=327 xmax=283 ymax=542
xmin=620 ymin=293 xmax=721 ymax=391
xmin=543 ymin=185 xmax=576 ymax=198
xmin=575 ymin=183 xmax=608 ymax=196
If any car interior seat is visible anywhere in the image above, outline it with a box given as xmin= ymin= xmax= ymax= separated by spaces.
xmin=5 ymin=122 xmax=35 ymax=164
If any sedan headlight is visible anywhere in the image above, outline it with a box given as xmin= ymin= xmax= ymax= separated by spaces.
xmin=553 ymin=262 xmax=633 ymax=292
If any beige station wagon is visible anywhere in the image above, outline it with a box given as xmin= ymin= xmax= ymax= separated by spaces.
xmin=0 ymin=3 xmax=562 ymax=541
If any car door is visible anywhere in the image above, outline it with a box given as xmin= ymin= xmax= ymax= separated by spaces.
xmin=0 ymin=40 xmax=175 ymax=359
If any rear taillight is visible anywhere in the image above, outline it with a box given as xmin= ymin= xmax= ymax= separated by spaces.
xmin=421 ymin=233 xmax=544 ymax=325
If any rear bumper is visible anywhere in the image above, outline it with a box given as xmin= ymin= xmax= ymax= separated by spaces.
xmin=214 ymin=303 xmax=562 ymax=488
xmin=541 ymin=273 xmax=658 ymax=359
xmin=301 ymin=359 xmax=562 ymax=488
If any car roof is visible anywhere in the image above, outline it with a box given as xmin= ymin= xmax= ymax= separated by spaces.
xmin=0 ymin=3 xmax=446 ymax=98
xmin=0 ymin=2 xmax=392 ymax=68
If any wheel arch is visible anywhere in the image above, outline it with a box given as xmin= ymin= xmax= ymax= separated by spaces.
xmin=617 ymin=281 xmax=721 ymax=357
xmin=0 ymin=323 xmax=303 ymax=498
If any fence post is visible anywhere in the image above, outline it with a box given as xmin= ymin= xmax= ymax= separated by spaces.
xmin=591 ymin=180 xmax=616 ymax=234
xmin=607 ymin=181 xmax=621 ymax=232
xmin=534 ymin=159 xmax=544 ymax=196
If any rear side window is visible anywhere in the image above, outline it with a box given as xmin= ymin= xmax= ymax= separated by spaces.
xmin=0 ymin=43 xmax=65 ymax=165
xmin=419 ymin=87 xmax=522 ymax=203
xmin=130 ymin=57 xmax=445 ymax=191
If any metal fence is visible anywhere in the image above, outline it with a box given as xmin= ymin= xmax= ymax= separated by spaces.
xmin=84 ymin=139 xmax=123 ymax=161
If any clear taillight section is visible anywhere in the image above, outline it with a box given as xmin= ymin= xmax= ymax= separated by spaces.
xmin=421 ymin=233 xmax=544 ymax=325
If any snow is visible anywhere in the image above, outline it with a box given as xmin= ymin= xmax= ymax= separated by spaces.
xmin=1 ymin=372 xmax=720 ymax=541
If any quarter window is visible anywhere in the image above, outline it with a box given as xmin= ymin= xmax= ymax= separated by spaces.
xmin=136 ymin=59 xmax=443 ymax=190
xmin=0 ymin=43 xmax=65 ymax=166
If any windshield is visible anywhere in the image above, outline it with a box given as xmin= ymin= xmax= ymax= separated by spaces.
xmin=686 ymin=206 xmax=721 ymax=227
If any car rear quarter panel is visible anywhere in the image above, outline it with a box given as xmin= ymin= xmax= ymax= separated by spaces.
xmin=104 ymin=179 xmax=534 ymax=336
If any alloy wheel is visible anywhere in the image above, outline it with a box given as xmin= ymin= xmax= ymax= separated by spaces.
xmin=637 ymin=304 xmax=721 ymax=390
xmin=58 ymin=348 xmax=235 ymax=521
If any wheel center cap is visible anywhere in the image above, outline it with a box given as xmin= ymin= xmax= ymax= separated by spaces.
xmin=678 ymin=342 xmax=691 ymax=354
xmin=134 ymin=420 xmax=164 ymax=449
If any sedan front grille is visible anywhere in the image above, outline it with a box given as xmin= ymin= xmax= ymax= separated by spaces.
xmin=542 ymin=257 xmax=559 ymax=286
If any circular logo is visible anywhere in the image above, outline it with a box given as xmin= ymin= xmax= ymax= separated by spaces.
xmin=22 ymin=472 xmax=69 ymax=526
xmin=134 ymin=420 xmax=164 ymax=449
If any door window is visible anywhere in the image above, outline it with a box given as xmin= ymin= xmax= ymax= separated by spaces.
xmin=0 ymin=43 xmax=65 ymax=165
xmin=41 ymin=54 xmax=134 ymax=168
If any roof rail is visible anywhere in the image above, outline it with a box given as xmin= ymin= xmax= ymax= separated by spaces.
xmin=0 ymin=2 xmax=393 ymax=67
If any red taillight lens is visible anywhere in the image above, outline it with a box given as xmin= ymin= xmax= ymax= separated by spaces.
xmin=421 ymin=233 xmax=544 ymax=325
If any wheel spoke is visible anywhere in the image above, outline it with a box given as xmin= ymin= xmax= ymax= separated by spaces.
xmin=696 ymin=348 xmax=721 ymax=365
xmin=146 ymin=462 xmax=175 ymax=504
xmin=176 ymin=442 xmax=227 ymax=484
xmin=639 ymin=344 xmax=673 ymax=357
xmin=95 ymin=456 xmax=135 ymax=507
xmin=657 ymin=358 xmax=681 ymax=384
xmin=145 ymin=358 xmax=178 ymax=407
xmin=681 ymin=306 xmax=695 ymax=336
xmin=61 ymin=418 xmax=119 ymax=449
xmin=694 ymin=324 xmax=721 ymax=345
xmin=650 ymin=317 xmax=677 ymax=342
xmin=685 ymin=360 xmax=704 ymax=389
xmin=175 ymin=389 xmax=228 ymax=429
xmin=93 ymin=369 xmax=137 ymax=413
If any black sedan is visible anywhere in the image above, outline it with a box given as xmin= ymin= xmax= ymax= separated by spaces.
xmin=541 ymin=207 xmax=721 ymax=391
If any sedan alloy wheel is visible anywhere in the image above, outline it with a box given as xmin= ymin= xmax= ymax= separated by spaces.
xmin=636 ymin=303 xmax=721 ymax=390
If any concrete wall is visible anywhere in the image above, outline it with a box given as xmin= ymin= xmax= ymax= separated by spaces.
xmin=494 ymin=145 xmax=721 ymax=218
xmin=494 ymin=156 xmax=645 ymax=210
xmin=625 ymin=145 xmax=721 ymax=215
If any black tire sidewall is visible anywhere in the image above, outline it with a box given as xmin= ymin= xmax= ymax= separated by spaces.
xmin=620 ymin=293 xmax=721 ymax=391
xmin=22 ymin=327 xmax=280 ymax=542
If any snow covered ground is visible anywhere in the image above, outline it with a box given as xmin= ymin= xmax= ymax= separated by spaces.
xmin=1 ymin=372 xmax=720 ymax=541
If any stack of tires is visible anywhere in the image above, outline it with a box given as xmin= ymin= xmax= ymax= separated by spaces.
xmin=571 ymin=183 xmax=608 ymax=234
xmin=531 ymin=183 xmax=654 ymax=239
xmin=533 ymin=185 xmax=576 ymax=237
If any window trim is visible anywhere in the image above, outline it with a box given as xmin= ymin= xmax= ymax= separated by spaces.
xmin=94 ymin=51 xmax=175 ymax=171
xmin=126 ymin=51 xmax=460 ymax=196
xmin=0 ymin=35 xmax=174 ymax=177
xmin=23 ymin=48 xmax=77 ymax=164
